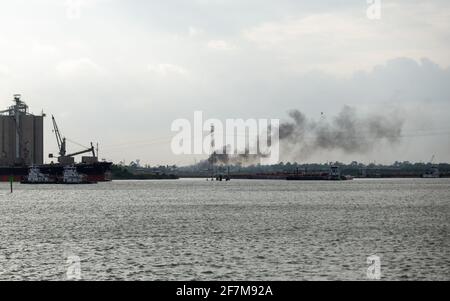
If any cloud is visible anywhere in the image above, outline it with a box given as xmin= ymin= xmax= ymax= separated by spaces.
xmin=55 ymin=58 xmax=102 ymax=76
xmin=207 ymin=39 xmax=237 ymax=51
xmin=147 ymin=63 xmax=188 ymax=76
xmin=242 ymin=3 xmax=450 ymax=74
xmin=32 ymin=42 xmax=58 ymax=56
xmin=0 ymin=65 xmax=9 ymax=77
xmin=188 ymin=26 xmax=203 ymax=37
xmin=244 ymin=14 xmax=367 ymax=45
xmin=351 ymin=57 xmax=450 ymax=103
xmin=1 ymin=0 xmax=449 ymax=165
xmin=238 ymin=57 xmax=450 ymax=113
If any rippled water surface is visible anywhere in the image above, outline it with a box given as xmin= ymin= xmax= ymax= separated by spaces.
xmin=0 ymin=179 xmax=449 ymax=281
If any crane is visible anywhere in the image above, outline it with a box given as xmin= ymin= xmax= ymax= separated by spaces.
xmin=66 ymin=142 xmax=96 ymax=158
xmin=429 ymin=155 xmax=435 ymax=164
xmin=51 ymin=115 xmax=97 ymax=162
xmin=52 ymin=115 xmax=66 ymax=157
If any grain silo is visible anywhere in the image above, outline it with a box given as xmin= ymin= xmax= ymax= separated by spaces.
xmin=0 ymin=94 xmax=44 ymax=166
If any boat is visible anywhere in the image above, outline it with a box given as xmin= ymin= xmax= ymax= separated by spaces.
xmin=286 ymin=174 xmax=331 ymax=181
xmin=422 ymin=166 xmax=440 ymax=178
xmin=21 ymin=166 xmax=56 ymax=184
xmin=20 ymin=164 xmax=100 ymax=185
xmin=62 ymin=165 xmax=96 ymax=184
xmin=3 ymin=162 xmax=112 ymax=183
xmin=286 ymin=166 xmax=353 ymax=181
xmin=0 ymin=95 xmax=112 ymax=183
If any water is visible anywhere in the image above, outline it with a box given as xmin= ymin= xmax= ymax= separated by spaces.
xmin=0 ymin=179 xmax=449 ymax=281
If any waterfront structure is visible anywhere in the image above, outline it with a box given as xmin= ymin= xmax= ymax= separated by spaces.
xmin=0 ymin=94 xmax=44 ymax=166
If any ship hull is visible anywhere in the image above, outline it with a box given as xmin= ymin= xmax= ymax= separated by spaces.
xmin=0 ymin=162 xmax=112 ymax=183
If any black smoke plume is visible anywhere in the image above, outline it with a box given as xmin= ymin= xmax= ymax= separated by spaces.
xmin=279 ymin=106 xmax=404 ymax=159
xmin=207 ymin=106 xmax=404 ymax=165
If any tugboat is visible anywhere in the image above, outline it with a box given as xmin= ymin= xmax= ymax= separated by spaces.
xmin=328 ymin=166 xmax=342 ymax=180
xmin=329 ymin=166 xmax=354 ymax=181
xmin=21 ymin=166 xmax=56 ymax=184
xmin=422 ymin=155 xmax=440 ymax=178
xmin=422 ymin=166 xmax=440 ymax=178
xmin=62 ymin=165 xmax=96 ymax=184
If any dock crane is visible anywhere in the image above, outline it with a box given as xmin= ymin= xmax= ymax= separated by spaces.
xmin=423 ymin=155 xmax=440 ymax=178
xmin=50 ymin=115 xmax=97 ymax=164
xmin=52 ymin=115 xmax=66 ymax=157
xmin=429 ymin=155 xmax=435 ymax=165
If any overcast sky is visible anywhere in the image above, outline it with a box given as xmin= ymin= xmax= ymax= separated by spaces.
xmin=1 ymin=0 xmax=449 ymax=165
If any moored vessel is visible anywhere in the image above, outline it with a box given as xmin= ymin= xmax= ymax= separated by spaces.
xmin=0 ymin=94 xmax=112 ymax=183
xmin=422 ymin=166 xmax=440 ymax=178
xmin=286 ymin=166 xmax=353 ymax=181
xmin=21 ymin=165 xmax=56 ymax=184
xmin=61 ymin=165 xmax=97 ymax=184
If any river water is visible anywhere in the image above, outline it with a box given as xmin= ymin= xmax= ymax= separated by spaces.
xmin=0 ymin=179 xmax=449 ymax=281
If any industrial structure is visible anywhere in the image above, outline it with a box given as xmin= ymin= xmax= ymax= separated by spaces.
xmin=0 ymin=94 xmax=44 ymax=166
xmin=50 ymin=115 xmax=98 ymax=165
xmin=0 ymin=94 xmax=112 ymax=183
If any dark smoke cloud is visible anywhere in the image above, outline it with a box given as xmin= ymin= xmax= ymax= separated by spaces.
xmin=280 ymin=106 xmax=404 ymax=159
xmin=208 ymin=146 xmax=268 ymax=166
xmin=207 ymin=106 xmax=404 ymax=165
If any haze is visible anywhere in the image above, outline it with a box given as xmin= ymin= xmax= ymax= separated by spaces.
xmin=1 ymin=0 xmax=449 ymax=166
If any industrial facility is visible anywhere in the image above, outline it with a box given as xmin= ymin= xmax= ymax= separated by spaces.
xmin=0 ymin=94 xmax=111 ymax=183
xmin=0 ymin=94 xmax=44 ymax=167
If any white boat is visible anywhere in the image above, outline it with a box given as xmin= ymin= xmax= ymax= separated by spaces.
xmin=21 ymin=166 xmax=55 ymax=184
xmin=63 ymin=165 xmax=88 ymax=184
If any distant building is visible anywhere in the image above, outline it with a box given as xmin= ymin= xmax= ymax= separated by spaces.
xmin=0 ymin=94 xmax=44 ymax=166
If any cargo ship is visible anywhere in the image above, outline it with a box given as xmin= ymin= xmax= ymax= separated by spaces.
xmin=0 ymin=94 xmax=112 ymax=183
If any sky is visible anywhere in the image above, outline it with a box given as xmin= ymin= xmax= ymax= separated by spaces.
xmin=0 ymin=0 xmax=449 ymax=166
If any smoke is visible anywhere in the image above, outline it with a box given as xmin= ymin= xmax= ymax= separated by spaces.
xmin=279 ymin=106 xmax=404 ymax=160
xmin=208 ymin=146 xmax=268 ymax=166
xmin=206 ymin=106 xmax=404 ymax=166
